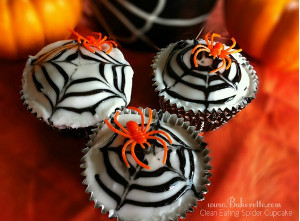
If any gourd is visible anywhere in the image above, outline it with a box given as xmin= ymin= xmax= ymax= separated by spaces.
xmin=224 ymin=0 xmax=299 ymax=71
xmin=0 ymin=0 xmax=81 ymax=59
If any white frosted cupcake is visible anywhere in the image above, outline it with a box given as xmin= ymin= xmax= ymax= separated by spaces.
xmin=21 ymin=31 xmax=134 ymax=132
xmin=82 ymin=107 xmax=211 ymax=220
xmin=152 ymin=33 xmax=258 ymax=132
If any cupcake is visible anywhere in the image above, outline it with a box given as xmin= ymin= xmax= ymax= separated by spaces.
xmin=21 ymin=30 xmax=134 ymax=132
xmin=90 ymin=0 xmax=217 ymax=50
xmin=152 ymin=33 xmax=258 ymax=132
xmin=82 ymin=107 xmax=211 ymax=220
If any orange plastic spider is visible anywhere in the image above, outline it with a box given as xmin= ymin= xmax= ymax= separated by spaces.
xmin=191 ymin=33 xmax=242 ymax=74
xmin=104 ymin=107 xmax=173 ymax=170
xmin=69 ymin=29 xmax=117 ymax=54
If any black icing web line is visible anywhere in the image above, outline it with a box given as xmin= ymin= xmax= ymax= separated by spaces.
xmin=161 ymin=40 xmax=242 ymax=109
xmin=31 ymin=44 xmax=129 ymax=123
xmin=94 ymin=121 xmax=206 ymax=211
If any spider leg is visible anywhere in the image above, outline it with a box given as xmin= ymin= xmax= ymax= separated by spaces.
xmin=210 ymin=33 xmax=221 ymax=47
xmin=199 ymin=45 xmax=210 ymax=50
xmin=224 ymin=55 xmax=232 ymax=70
xmin=91 ymin=34 xmax=113 ymax=53
xmin=191 ymin=45 xmax=200 ymax=54
xmin=69 ymin=29 xmax=86 ymax=43
xmin=191 ymin=44 xmax=209 ymax=54
xmin=106 ymin=43 xmax=113 ymax=54
xmin=99 ymin=36 xmax=107 ymax=44
xmin=210 ymin=57 xmax=226 ymax=74
xmin=145 ymin=142 xmax=151 ymax=147
xmin=95 ymin=36 xmax=107 ymax=48
xmin=145 ymin=130 xmax=173 ymax=144
xmin=143 ymin=108 xmax=152 ymax=133
xmin=226 ymin=37 xmax=236 ymax=51
xmin=211 ymin=54 xmax=218 ymax=59
xmin=193 ymin=48 xmax=210 ymax=67
xmin=227 ymin=49 xmax=242 ymax=54
xmin=104 ymin=119 xmax=131 ymax=138
xmin=111 ymin=41 xmax=118 ymax=47
xmin=204 ymin=33 xmax=211 ymax=48
xmin=122 ymin=139 xmax=133 ymax=168
xmin=128 ymin=107 xmax=145 ymax=131
xmin=140 ymin=143 xmax=146 ymax=149
xmin=90 ymin=33 xmax=102 ymax=45
xmin=131 ymin=142 xmax=151 ymax=170
xmin=94 ymin=32 xmax=103 ymax=43
xmin=83 ymin=41 xmax=95 ymax=53
xmin=113 ymin=111 xmax=130 ymax=135
xmin=147 ymin=136 xmax=168 ymax=164
xmin=77 ymin=37 xmax=84 ymax=44
xmin=106 ymin=40 xmax=117 ymax=46
xmin=92 ymin=32 xmax=102 ymax=41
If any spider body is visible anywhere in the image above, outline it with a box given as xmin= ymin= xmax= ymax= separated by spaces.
xmin=210 ymin=42 xmax=224 ymax=57
xmin=192 ymin=33 xmax=242 ymax=74
xmin=69 ymin=30 xmax=117 ymax=54
xmin=126 ymin=121 xmax=147 ymax=143
xmin=104 ymin=107 xmax=173 ymax=170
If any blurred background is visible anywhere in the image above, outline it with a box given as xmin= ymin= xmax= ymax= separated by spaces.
xmin=0 ymin=0 xmax=298 ymax=220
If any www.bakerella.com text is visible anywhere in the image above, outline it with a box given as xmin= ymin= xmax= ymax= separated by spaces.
xmin=199 ymin=196 xmax=293 ymax=218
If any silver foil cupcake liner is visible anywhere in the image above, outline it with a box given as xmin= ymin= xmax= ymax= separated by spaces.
xmin=81 ymin=108 xmax=211 ymax=221
xmin=159 ymin=96 xmax=246 ymax=132
xmin=152 ymin=40 xmax=259 ymax=132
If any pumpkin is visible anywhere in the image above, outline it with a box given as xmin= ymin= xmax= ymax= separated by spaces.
xmin=224 ymin=0 xmax=299 ymax=71
xmin=0 ymin=0 xmax=81 ymax=60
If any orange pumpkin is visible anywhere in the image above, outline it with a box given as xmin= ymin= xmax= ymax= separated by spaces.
xmin=0 ymin=0 xmax=81 ymax=60
xmin=224 ymin=0 xmax=299 ymax=71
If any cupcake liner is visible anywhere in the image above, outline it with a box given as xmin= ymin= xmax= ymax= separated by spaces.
xmin=81 ymin=108 xmax=211 ymax=221
xmin=21 ymin=90 xmax=124 ymax=138
xmin=159 ymin=96 xmax=242 ymax=132
xmin=152 ymin=40 xmax=259 ymax=132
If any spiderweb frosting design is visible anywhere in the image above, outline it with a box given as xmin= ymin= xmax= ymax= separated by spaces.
xmin=22 ymin=40 xmax=133 ymax=129
xmin=82 ymin=110 xmax=211 ymax=221
xmin=91 ymin=0 xmax=216 ymax=49
xmin=153 ymin=39 xmax=252 ymax=112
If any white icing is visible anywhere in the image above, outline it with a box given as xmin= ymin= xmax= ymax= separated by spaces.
xmin=153 ymin=39 xmax=258 ymax=113
xmin=82 ymin=109 xmax=210 ymax=221
xmin=22 ymin=40 xmax=134 ymax=129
